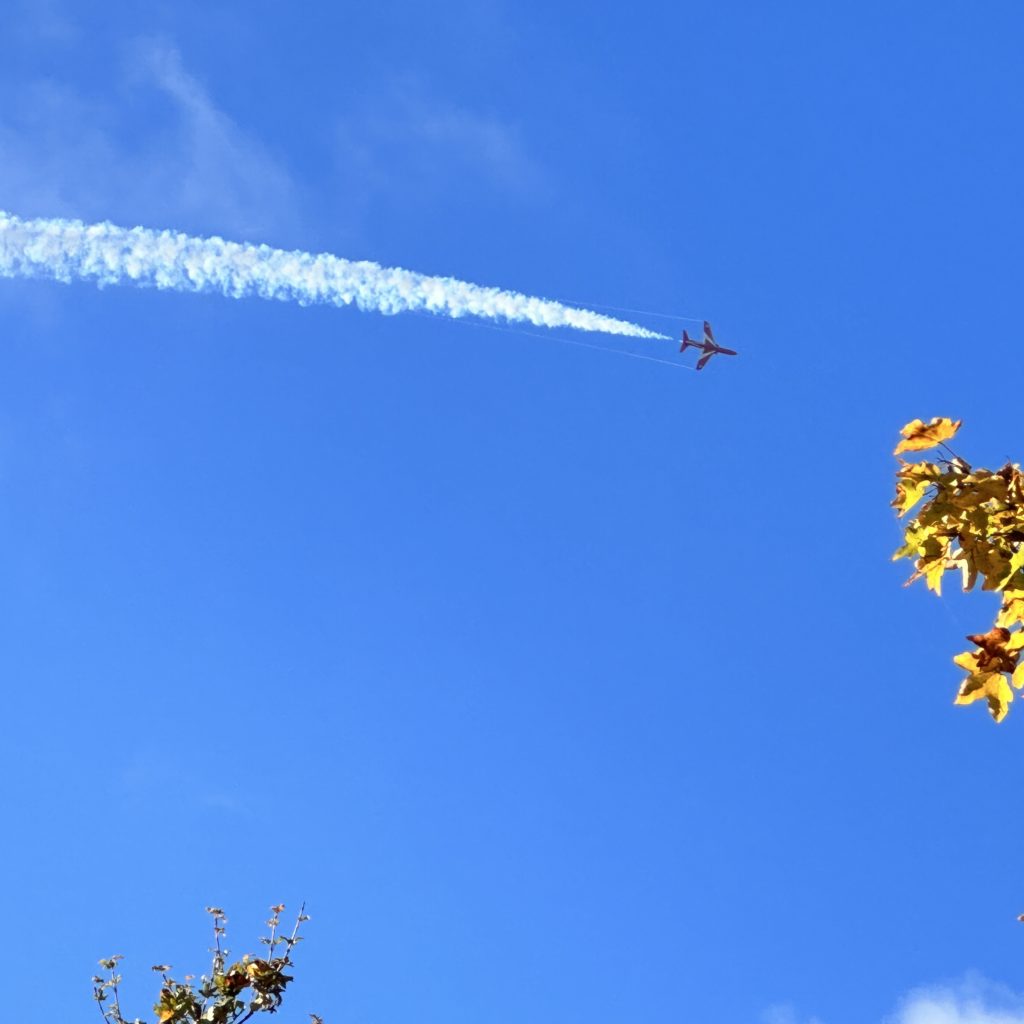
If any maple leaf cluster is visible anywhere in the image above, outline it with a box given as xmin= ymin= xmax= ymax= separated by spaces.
xmin=893 ymin=417 xmax=1024 ymax=722
xmin=93 ymin=905 xmax=319 ymax=1024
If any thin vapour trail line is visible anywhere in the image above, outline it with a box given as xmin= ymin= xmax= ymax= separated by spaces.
xmin=556 ymin=298 xmax=705 ymax=323
xmin=0 ymin=210 xmax=673 ymax=342
xmin=427 ymin=313 xmax=696 ymax=371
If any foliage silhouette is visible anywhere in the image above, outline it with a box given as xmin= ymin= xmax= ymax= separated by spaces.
xmin=893 ymin=417 xmax=1024 ymax=721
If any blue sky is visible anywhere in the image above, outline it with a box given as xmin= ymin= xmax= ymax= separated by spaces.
xmin=2 ymin=2 xmax=1024 ymax=1022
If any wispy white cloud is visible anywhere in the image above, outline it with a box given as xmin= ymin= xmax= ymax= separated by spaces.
xmin=132 ymin=41 xmax=297 ymax=237
xmin=335 ymin=78 xmax=548 ymax=218
xmin=889 ymin=977 xmax=1024 ymax=1024
xmin=762 ymin=1004 xmax=824 ymax=1024
xmin=0 ymin=39 xmax=296 ymax=238
xmin=765 ymin=977 xmax=1024 ymax=1024
xmin=397 ymin=92 xmax=545 ymax=194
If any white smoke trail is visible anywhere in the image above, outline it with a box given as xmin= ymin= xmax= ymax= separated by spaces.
xmin=0 ymin=210 xmax=670 ymax=341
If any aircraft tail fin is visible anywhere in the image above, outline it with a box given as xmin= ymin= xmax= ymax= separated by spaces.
xmin=680 ymin=329 xmax=694 ymax=353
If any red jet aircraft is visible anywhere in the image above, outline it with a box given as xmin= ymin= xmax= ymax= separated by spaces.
xmin=680 ymin=321 xmax=737 ymax=370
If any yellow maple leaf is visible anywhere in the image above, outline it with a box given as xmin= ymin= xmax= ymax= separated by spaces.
xmin=998 ymin=591 xmax=1024 ymax=629
xmin=1007 ymin=464 xmax=1024 ymax=505
xmin=948 ymin=471 xmax=1007 ymax=508
xmin=998 ymin=547 xmax=1024 ymax=590
xmin=925 ymin=559 xmax=945 ymax=595
xmin=894 ymin=417 xmax=963 ymax=456
xmin=954 ymin=667 xmax=1014 ymax=722
xmin=953 ymin=650 xmax=982 ymax=673
xmin=947 ymin=553 xmax=978 ymax=591
xmin=892 ymin=462 xmax=943 ymax=516
xmin=980 ymin=548 xmax=1014 ymax=590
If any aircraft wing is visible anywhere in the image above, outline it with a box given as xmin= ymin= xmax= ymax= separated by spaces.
xmin=695 ymin=350 xmax=714 ymax=370
xmin=703 ymin=320 xmax=715 ymax=343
